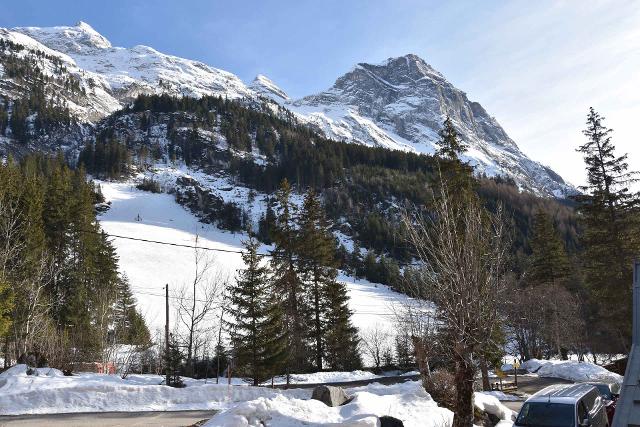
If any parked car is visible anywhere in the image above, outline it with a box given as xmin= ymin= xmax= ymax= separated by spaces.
xmin=515 ymin=383 xmax=609 ymax=427
xmin=584 ymin=382 xmax=620 ymax=424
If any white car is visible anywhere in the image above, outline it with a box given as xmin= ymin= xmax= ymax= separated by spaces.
xmin=515 ymin=383 xmax=609 ymax=427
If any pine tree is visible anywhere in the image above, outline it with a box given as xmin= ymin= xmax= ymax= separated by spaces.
xmin=257 ymin=197 xmax=276 ymax=244
xmin=297 ymin=190 xmax=333 ymax=370
xmin=297 ymin=190 xmax=359 ymax=370
xmin=436 ymin=116 xmax=468 ymax=160
xmin=269 ymin=179 xmax=309 ymax=378
xmin=115 ymin=275 xmax=150 ymax=345
xmin=435 ymin=116 xmax=474 ymax=194
xmin=0 ymin=278 xmax=13 ymax=338
xmin=228 ymin=236 xmax=285 ymax=385
xmin=323 ymin=279 xmax=361 ymax=370
xmin=395 ymin=331 xmax=414 ymax=368
xmin=574 ymin=108 xmax=639 ymax=349
xmin=351 ymin=243 xmax=363 ymax=278
xmin=527 ymin=210 xmax=570 ymax=288
xmin=165 ymin=335 xmax=184 ymax=387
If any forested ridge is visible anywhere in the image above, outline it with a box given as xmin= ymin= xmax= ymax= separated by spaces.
xmin=78 ymin=94 xmax=579 ymax=286
xmin=0 ymin=38 xmax=77 ymax=144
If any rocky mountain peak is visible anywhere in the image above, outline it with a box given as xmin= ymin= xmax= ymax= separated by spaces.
xmin=14 ymin=21 xmax=112 ymax=54
xmin=286 ymin=54 xmax=574 ymax=196
xmin=249 ymin=74 xmax=289 ymax=101
xmin=366 ymin=53 xmax=446 ymax=82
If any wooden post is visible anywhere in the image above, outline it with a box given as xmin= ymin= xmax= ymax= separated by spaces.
xmin=165 ymin=284 xmax=170 ymax=387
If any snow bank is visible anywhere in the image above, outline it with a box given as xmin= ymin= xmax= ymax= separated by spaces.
xmin=474 ymin=392 xmax=516 ymax=422
xmin=206 ymin=381 xmax=452 ymax=427
xmin=522 ymin=359 xmax=623 ymax=384
xmin=521 ymin=359 xmax=546 ymax=372
xmin=0 ymin=365 xmax=307 ymax=416
xmin=205 ymin=381 xmax=518 ymax=427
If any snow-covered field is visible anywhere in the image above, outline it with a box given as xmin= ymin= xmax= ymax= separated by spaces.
xmin=97 ymin=180 xmax=411 ymax=335
xmin=521 ymin=359 xmax=623 ymax=384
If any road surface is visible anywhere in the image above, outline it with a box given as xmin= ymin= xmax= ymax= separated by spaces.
xmin=491 ymin=374 xmax=573 ymax=413
xmin=0 ymin=410 xmax=215 ymax=427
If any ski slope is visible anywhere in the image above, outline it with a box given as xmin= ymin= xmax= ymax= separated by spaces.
xmin=97 ymin=181 xmax=411 ymax=336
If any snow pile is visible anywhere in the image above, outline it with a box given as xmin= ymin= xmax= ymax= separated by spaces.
xmin=474 ymin=392 xmax=517 ymax=425
xmin=522 ymin=359 xmax=623 ymax=384
xmin=0 ymin=364 xmax=307 ymax=416
xmin=521 ymin=359 xmax=546 ymax=372
xmin=205 ymin=381 xmax=517 ymax=427
xmin=206 ymin=381 xmax=452 ymax=427
xmin=500 ymin=363 xmax=514 ymax=372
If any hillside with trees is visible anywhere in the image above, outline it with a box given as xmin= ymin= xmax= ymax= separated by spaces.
xmin=0 ymin=154 xmax=149 ymax=369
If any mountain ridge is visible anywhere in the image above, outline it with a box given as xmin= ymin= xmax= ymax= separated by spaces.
xmin=1 ymin=22 xmax=573 ymax=197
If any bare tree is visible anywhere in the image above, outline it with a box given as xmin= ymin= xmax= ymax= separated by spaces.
xmin=95 ymin=287 xmax=118 ymax=374
xmin=360 ymin=324 xmax=391 ymax=372
xmin=0 ymin=195 xmax=24 ymax=280
xmin=402 ymin=187 xmax=509 ymax=427
xmin=10 ymin=254 xmax=58 ymax=362
xmin=505 ymin=278 xmax=585 ymax=362
xmin=540 ymin=283 xmax=585 ymax=359
xmin=173 ymin=235 xmax=227 ymax=377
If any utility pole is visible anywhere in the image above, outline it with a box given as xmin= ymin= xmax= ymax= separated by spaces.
xmin=165 ymin=284 xmax=170 ymax=387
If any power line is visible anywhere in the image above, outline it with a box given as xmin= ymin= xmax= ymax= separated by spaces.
xmin=82 ymin=228 xmax=260 ymax=256
xmin=80 ymin=229 xmax=409 ymax=316
xmin=132 ymin=290 xmax=226 ymax=305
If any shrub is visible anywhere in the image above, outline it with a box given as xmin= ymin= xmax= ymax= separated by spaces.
xmin=422 ymin=369 xmax=456 ymax=410
xmin=136 ymin=178 xmax=162 ymax=193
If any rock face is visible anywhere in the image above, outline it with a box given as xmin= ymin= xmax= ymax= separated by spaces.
xmin=286 ymin=54 xmax=575 ymax=197
xmin=311 ymin=385 xmax=351 ymax=407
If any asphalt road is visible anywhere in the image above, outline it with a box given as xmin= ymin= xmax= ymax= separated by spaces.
xmin=0 ymin=410 xmax=216 ymax=427
xmin=491 ymin=374 xmax=573 ymax=413
xmin=0 ymin=374 xmax=572 ymax=426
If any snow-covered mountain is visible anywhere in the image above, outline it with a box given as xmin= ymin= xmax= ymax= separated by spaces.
xmin=281 ymin=54 xmax=574 ymax=197
xmin=2 ymin=22 xmax=251 ymax=122
xmin=0 ymin=22 xmax=573 ymax=196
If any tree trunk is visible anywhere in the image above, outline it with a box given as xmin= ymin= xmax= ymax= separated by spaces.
xmin=453 ymin=353 xmax=475 ymax=427
xmin=313 ymin=267 xmax=322 ymax=371
xmin=480 ymin=358 xmax=491 ymax=391
xmin=412 ymin=336 xmax=431 ymax=391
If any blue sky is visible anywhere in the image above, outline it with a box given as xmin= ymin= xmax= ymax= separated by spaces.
xmin=2 ymin=0 xmax=639 ymax=186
